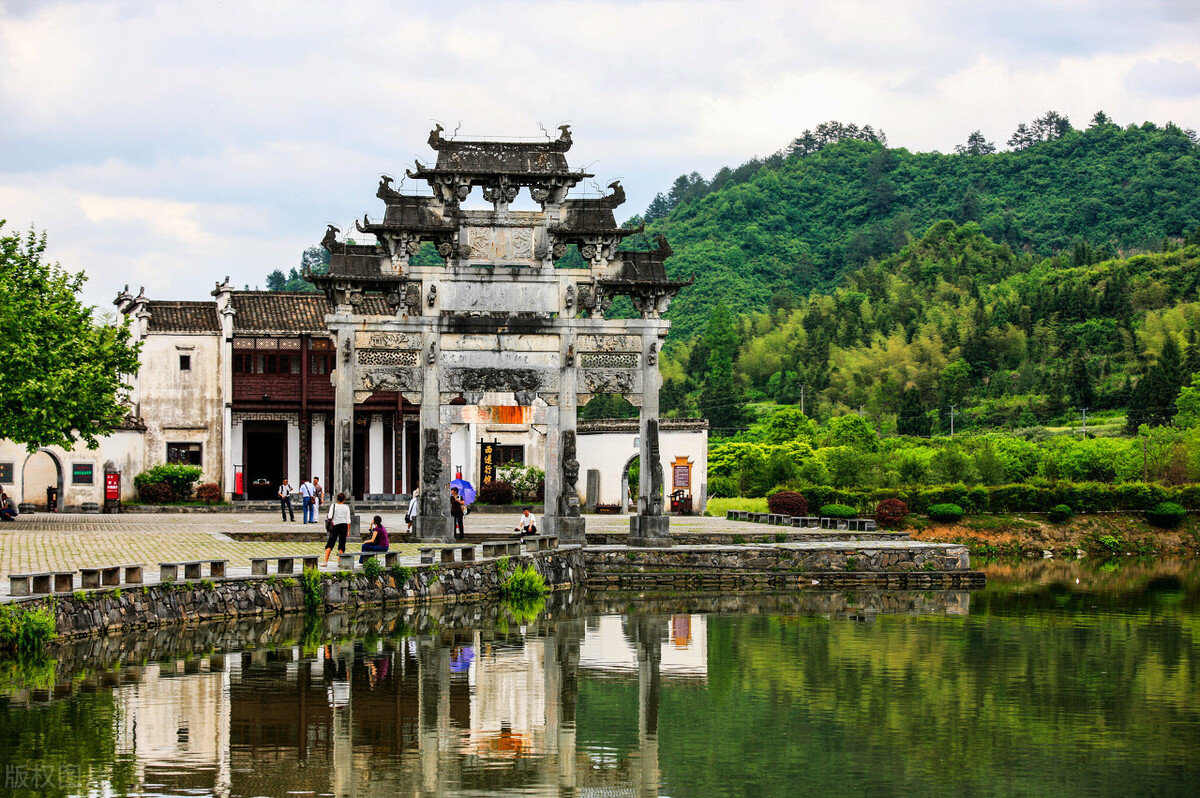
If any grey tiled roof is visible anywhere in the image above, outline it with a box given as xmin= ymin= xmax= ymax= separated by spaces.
xmin=230 ymin=292 xmax=392 ymax=333
xmin=146 ymin=301 xmax=220 ymax=333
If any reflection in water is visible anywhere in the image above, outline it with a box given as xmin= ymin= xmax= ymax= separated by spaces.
xmin=2 ymin=563 xmax=1199 ymax=797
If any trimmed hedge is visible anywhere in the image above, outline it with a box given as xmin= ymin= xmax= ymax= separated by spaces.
xmin=1146 ymin=502 xmax=1187 ymax=528
xmin=819 ymin=503 xmax=856 ymax=518
xmin=780 ymin=481 xmax=1200 ymax=515
xmin=136 ymin=482 xmax=173 ymax=504
xmin=928 ymin=503 xmax=964 ymax=523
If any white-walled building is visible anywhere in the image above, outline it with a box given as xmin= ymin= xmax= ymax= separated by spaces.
xmin=0 ymin=285 xmax=708 ymax=512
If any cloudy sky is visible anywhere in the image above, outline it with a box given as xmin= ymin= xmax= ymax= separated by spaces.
xmin=2 ymin=0 xmax=1199 ymax=311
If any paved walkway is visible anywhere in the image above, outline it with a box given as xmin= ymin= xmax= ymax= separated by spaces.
xmin=0 ymin=511 xmax=749 ymax=596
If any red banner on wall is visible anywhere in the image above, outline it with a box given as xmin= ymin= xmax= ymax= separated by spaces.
xmin=105 ymin=472 xmax=120 ymax=501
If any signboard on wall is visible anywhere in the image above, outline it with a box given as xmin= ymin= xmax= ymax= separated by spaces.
xmin=105 ymin=472 xmax=120 ymax=501
xmin=672 ymin=456 xmax=692 ymax=490
xmin=480 ymin=441 xmax=496 ymax=484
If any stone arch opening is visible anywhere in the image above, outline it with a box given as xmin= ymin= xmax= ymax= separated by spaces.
xmin=21 ymin=449 xmax=63 ymax=511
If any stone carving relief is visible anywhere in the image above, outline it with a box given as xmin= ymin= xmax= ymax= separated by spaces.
xmin=467 ymin=226 xmax=534 ymax=262
xmin=358 ymin=368 xmax=423 ymax=393
xmin=576 ymin=334 xmax=642 ymax=352
xmin=559 ymin=430 xmax=581 ymax=517
xmin=579 ymin=352 xmax=638 ymax=369
xmin=580 ymin=369 xmax=635 ymax=394
xmin=363 ymin=332 xmax=422 ymax=349
xmin=444 ymin=368 xmax=544 ymax=394
xmin=421 ymin=431 xmax=441 ymax=516
xmin=645 ymin=419 xmax=663 ymax=515
xmin=357 ymin=349 xmax=419 ymax=367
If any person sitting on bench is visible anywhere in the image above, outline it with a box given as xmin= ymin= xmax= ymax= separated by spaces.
xmin=515 ymin=508 xmax=537 ymax=537
xmin=361 ymin=515 xmax=389 ymax=563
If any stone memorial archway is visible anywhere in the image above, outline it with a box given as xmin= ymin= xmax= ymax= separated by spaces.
xmin=310 ymin=127 xmax=690 ymax=544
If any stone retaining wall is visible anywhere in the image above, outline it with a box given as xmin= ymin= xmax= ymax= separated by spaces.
xmin=28 ymin=548 xmax=586 ymax=639
xmin=585 ymin=531 xmax=911 ymax=546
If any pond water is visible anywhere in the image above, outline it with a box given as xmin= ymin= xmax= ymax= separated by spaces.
xmin=2 ymin=558 xmax=1199 ymax=797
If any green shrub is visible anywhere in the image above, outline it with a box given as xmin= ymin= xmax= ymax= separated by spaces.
xmin=1147 ymin=502 xmax=1187 ymax=528
xmin=1048 ymin=504 xmax=1073 ymax=523
xmin=389 ymin=565 xmax=414 ymax=584
xmin=302 ymin=568 xmax=323 ymax=614
xmin=134 ymin=463 xmax=203 ymax=501
xmin=819 ymin=504 xmax=856 ymax=518
xmin=499 ymin=564 xmax=549 ymax=601
xmin=928 ymin=503 xmax=964 ymax=523
xmin=0 ymin=604 xmax=56 ymax=655
xmin=363 ymin=556 xmax=383 ymax=579
xmin=708 ymin=475 xmax=739 ymax=498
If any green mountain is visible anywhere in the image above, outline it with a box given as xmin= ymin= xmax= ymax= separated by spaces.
xmin=660 ymin=220 xmax=1200 ymax=434
xmin=648 ymin=115 xmax=1200 ymax=340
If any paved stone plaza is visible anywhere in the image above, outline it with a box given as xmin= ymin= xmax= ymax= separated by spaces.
xmin=0 ymin=511 xmax=734 ymax=596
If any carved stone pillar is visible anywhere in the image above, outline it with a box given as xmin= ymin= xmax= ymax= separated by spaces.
xmin=332 ymin=324 xmax=356 ymax=516
xmin=554 ymin=329 xmax=586 ymax=544
xmin=630 ymin=330 xmax=670 ymax=545
xmin=414 ymin=337 xmax=452 ymax=541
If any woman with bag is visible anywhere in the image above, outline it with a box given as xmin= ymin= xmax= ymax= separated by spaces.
xmin=322 ymin=492 xmax=351 ymax=565
xmin=406 ymin=487 xmax=420 ymax=534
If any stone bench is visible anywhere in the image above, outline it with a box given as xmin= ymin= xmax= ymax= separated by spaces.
xmin=481 ymin=541 xmax=522 ymax=559
xmin=767 ymin=514 xmax=791 ymax=525
xmin=250 ymin=554 xmax=321 ymax=576
xmin=791 ymin=516 xmax=820 ymax=529
xmin=9 ymin=572 xmax=52 ymax=596
xmin=80 ymin=564 xmax=144 ymax=589
xmin=417 ymin=546 xmax=477 ymax=565
xmin=846 ymin=519 xmax=877 ymax=532
xmin=338 ymin=550 xmax=401 ymax=570
xmin=522 ymin=534 xmax=559 ymax=552
xmin=159 ymin=560 xmax=227 ymax=582
xmin=594 ymin=503 xmax=621 ymax=514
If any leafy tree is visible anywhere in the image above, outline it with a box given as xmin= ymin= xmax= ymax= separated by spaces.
xmin=822 ymin=414 xmax=879 ymax=452
xmin=930 ymin=446 xmax=976 ymax=484
xmin=1067 ymin=356 xmax=1095 ymax=409
xmin=760 ymin=406 xmax=818 ymax=444
xmin=896 ymin=388 xmax=931 ymax=437
xmin=954 ymin=130 xmax=996 ymax=155
xmin=698 ymin=303 xmax=745 ymax=432
xmin=266 ymin=269 xmax=287 ymax=291
xmin=0 ymin=224 xmax=142 ymax=450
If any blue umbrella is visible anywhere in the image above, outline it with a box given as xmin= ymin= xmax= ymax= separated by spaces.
xmin=450 ymin=478 xmax=476 ymax=505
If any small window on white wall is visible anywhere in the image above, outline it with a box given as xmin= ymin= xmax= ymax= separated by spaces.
xmin=179 ymin=354 xmax=191 ymax=371
xmin=167 ymin=443 xmax=202 ymax=465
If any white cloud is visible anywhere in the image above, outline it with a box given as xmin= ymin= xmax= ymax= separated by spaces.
xmin=2 ymin=0 xmax=1199 ymax=305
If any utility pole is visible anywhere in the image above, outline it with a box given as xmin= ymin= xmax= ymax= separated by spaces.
xmin=949 ymin=404 xmax=957 ymax=437
xmin=1143 ymin=434 xmax=1149 ymax=482
xmin=800 ymin=384 xmax=806 ymax=417
xmin=1081 ymin=407 xmax=1087 ymax=436
xmin=858 ymin=404 xmax=865 ymax=418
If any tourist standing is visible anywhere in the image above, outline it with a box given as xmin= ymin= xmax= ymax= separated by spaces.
xmin=406 ymin=487 xmax=420 ymax=533
xmin=323 ymin=492 xmax=351 ymax=565
xmin=278 ymin=478 xmax=296 ymax=521
xmin=299 ymin=478 xmax=316 ymax=523
xmin=312 ymin=477 xmax=324 ymax=517
xmin=450 ymin=486 xmax=465 ymax=540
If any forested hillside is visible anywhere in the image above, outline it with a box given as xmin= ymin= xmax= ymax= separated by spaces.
xmin=662 ymin=221 xmax=1200 ymax=434
xmin=644 ymin=114 xmax=1200 ymax=339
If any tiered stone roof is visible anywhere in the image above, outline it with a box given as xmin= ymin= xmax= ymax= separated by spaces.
xmin=145 ymin=301 xmax=220 ymax=333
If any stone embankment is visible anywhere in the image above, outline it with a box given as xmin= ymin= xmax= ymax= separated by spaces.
xmin=35 ymin=548 xmax=585 ymax=639
xmin=584 ymin=542 xmax=983 ymax=589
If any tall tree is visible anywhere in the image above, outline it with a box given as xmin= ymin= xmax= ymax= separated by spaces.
xmin=954 ymin=130 xmax=996 ymax=155
xmin=0 ymin=223 xmax=141 ymax=450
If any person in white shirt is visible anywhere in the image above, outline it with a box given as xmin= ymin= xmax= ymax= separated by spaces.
xmin=406 ymin=487 xmax=420 ymax=533
xmin=515 ymin=508 xmax=537 ymax=537
xmin=323 ymin=492 xmax=352 ymax=565
xmin=278 ymin=479 xmax=296 ymax=522
xmin=299 ymin=478 xmax=317 ymax=524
